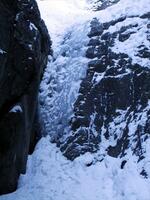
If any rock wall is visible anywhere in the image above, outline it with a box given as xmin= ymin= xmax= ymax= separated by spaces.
xmin=0 ymin=0 xmax=51 ymax=194
xmin=61 ymin=13 xmax=150 ymax=164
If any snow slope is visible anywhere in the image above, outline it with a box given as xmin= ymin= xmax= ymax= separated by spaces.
xmin=1 ymin=137 xmax=150 ymax=200
xmin=1 ymin=0 xmax=150 ymax=200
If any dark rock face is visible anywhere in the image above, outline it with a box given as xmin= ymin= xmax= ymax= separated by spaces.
xmin=61 ymin=14 xmax=150 ymax=161
xmin=0 ymin=0 xmax=51 ymax=194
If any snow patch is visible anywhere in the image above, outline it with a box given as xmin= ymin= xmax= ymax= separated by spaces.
xmin=9 ymin=105 xmax=22 ymax=113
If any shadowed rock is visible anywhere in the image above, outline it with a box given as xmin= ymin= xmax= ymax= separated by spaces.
xmin=0 ymin=0 xmax=51 ymax=194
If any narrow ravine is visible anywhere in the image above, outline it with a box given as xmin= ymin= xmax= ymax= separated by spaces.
xmin=1 ymin=0 xmax=150 ymax=200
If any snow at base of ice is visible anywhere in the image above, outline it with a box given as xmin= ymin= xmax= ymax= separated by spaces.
xmin=1 ymin=137 xmax=150 ymax=200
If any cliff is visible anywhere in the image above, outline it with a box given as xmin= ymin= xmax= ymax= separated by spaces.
xmin=0 ymin=0 xmax=51 ymax=194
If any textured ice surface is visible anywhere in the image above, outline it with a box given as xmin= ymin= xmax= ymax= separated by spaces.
xmin=1 ymin=0 xmax=150 ymax=199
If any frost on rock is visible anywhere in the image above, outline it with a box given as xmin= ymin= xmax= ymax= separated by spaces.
xmin=62 ymin=6 xmax=150 ymax=164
